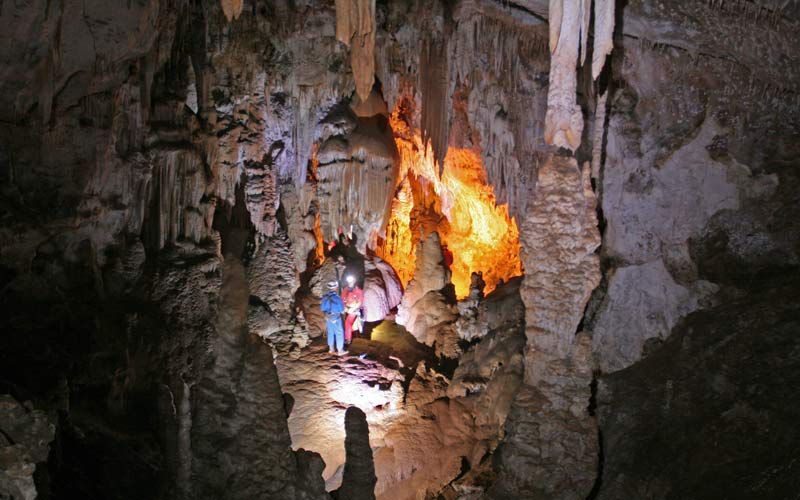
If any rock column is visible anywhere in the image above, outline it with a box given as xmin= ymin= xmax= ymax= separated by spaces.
xmin=490 ymin=156 xmax=601 ymax=499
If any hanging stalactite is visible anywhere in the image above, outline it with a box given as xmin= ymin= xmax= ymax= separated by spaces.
xmin=545 ymin=0 xmax=616 ymax=152
xmin=420 ymin=36 xmax=450 ymax=177
xmin=544 ymin=0 xmax=584 ymax=151
xmin=335 ymin=0 xmax=376 ymax=103
xmin=220 ymin=0 xmax=244 ymax=22
xmin=592 ymin=0 xmax=615 ymax=80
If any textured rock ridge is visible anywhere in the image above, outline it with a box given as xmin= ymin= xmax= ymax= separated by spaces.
xmin=490 ymin=156 xmax=601 ymax=498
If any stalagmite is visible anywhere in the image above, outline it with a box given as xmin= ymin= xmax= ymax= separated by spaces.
xmin=335 ymin=0 xmax=376 ymax=103
xmin=544 ymin=0 xmax=584 ymax=151
xmin=338 ymin=406 xmax=377 ymax=500
xmin=491 ymin=156 xmax=601 ymax=498
xmin=592 ymin=0 xmax=616 ymax=80
xmin=220 ymin=0 xmax=244 ymax=22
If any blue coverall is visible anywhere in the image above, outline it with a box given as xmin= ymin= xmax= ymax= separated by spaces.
xmin=320 ymin=291 xmax=345 ymax=352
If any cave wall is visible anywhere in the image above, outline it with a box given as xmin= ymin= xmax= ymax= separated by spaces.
xmin=0 ymin=1 xmax=335 ymax=497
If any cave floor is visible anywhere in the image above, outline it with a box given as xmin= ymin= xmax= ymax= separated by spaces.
xmin=343 ymin=319 xmax=436 ymax=375
xmin=275 ymin=319 xmax=439 ymax=489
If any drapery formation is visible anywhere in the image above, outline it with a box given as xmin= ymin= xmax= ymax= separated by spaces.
xmin=545 ymin=0 xmax=615 ymax=151
xmin=335 ymin=0 xmax=377 ymax=102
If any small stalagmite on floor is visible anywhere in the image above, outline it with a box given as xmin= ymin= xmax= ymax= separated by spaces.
xmin=337 ymin=406 xmax=378 ymax=500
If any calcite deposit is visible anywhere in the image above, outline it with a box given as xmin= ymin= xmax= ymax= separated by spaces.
xmin=1 ymin=0 xmax=799 ymax=499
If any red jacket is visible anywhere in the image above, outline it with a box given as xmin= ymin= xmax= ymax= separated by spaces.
xmin=341 ymin=286 xmax=363 ymax=314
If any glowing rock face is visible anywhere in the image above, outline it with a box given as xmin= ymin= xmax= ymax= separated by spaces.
xmin=377 ymin=110 xmax=522 ymax=299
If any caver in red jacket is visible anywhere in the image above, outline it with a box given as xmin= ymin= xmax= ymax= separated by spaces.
xmin=341 ymin=285 xmax=363 ymax=343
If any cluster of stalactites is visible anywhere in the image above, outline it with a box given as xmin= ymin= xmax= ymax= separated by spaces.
xmin=545 ymin=0 xmax=615 ymax=152
xmin=335 ymin=0 xmax=377 ymax=103
xmin=220 ymin=0 xmax=244 ymax=22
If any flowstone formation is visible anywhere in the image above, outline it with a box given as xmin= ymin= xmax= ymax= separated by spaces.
xmin=315 ymin=91 xmax=400 ymax=250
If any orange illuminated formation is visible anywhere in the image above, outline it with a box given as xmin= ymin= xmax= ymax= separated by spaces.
xmin=377 ymin=109 xmax=522 ymax=298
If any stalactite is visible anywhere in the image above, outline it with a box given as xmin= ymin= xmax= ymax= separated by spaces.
xmin=220 ymin=0 xmax=244 ymax=22
xmin=549 ymin=0 xmax=563 ymax=53
xmin=545 ymin=0 xmax=615 ymax=150
xmin=335 ymin=0 xmax=354 ymax=45
xmin=591 ymin=89 xmax=608 ymax=180
xmin=335 ymin=0 xmax=376 ymax=103
xmin=592 ymin=0 xmax=615 ymax=80
xmin=420 ymin=37 xmax=450 ymax=176
xmin=580 ymin=0 xmax=591 ymax=66
xmin=544 ymin=0 xmax=584 ymax=151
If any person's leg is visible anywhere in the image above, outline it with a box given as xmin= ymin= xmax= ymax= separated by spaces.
xmin=326 ymin=321 xmax=335 ymax=352
xmin=344 ymin=314 xmax=355 ymax=343
xmin=335 ymin=320 xmax=345 ymax=353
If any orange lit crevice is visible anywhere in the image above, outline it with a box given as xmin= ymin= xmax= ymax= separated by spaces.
xmin=309 ymin=143 xmax=326 ymax=265
xmin=376 ymin=107 xmax=522 ymax=299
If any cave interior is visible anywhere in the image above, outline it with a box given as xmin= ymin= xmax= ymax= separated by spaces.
xmin=1 ymin=1 xmax=799 ymax=499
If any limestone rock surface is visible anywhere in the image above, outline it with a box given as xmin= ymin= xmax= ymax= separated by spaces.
xmin=396 ymin=232 xmax=459 ymax=353
xmin=0 ymin=396 xmax=56 ymax=500
xmin=597 ymin=276 xmax=800 ymax=500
